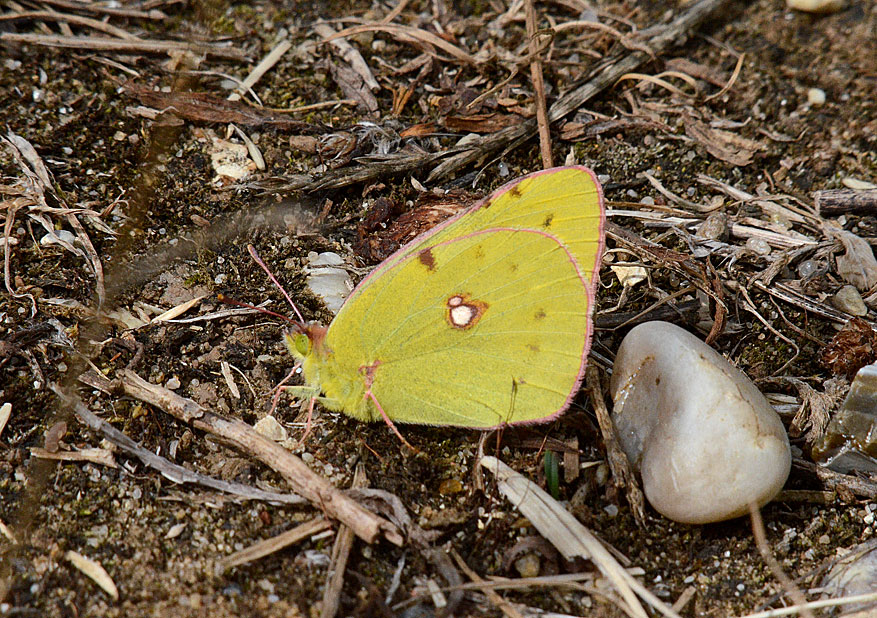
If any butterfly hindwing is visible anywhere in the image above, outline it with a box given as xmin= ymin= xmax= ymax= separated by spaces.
xmin=326 ymin=227 xmax=591 ymax=427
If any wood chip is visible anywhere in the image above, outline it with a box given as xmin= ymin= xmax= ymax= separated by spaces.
xmin=65 ymin=550 xmax=119 ymax=600
xmin=217 ymin=517 xmax=332 ymax=571
xmin=151 ymin=295 xmax=206 ymax=323
xmin=30 ymin=447 xmax=118 ymax=468
xmin=0 ymin=402 xmax=11 ymax=438
xmin=220 ymin=361 xmax=240 ymax=399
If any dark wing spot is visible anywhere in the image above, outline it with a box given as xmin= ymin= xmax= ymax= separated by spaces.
xmin=542 ymin=213 xmax=554 ymax=228
xmin=507 ymin=184 xmax=523 ymax=199
xmin=655 ymin=377 xmax=661 ymax=386
xmin=527 ymin=343 xmax=540 ymax=353
xmin=418 ymin=248 xmax=436 ymax=271
xmin=534 ymin=309 xmax=546 ymax=320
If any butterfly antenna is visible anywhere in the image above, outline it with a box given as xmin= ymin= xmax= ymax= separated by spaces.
xmin=247 ymin=244 xmax=306 ymax=323
xmin=216 ymin=294 xmax=296 ymax=324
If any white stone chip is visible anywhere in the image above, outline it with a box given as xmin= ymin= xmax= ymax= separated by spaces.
xmin=253 ymin=415 xmax=289 ymax=442
xmin=610 ymin=321 xmax=791 ymax=524
xmin=305 ymin=252 xmax=353 ymax=315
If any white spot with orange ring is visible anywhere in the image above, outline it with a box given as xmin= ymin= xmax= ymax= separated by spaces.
xmin=450 ymin=304 xmax=476 ymax=327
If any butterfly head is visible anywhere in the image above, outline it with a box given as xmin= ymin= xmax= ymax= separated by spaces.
xmin=285 ymin=322 xmax=329 ymax=361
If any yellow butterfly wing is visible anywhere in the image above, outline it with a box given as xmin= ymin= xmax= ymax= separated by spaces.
xmin=294 ymin=166 xmax=605 ymax=427
xmin=349 ymin=166 xmax=604 ymax=298
xmin=325 ymin=227 xmax=592 ymax=426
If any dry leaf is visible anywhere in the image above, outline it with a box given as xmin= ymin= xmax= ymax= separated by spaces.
xmin=324 ymin=59 xmax=379 ymax=115
xmin=830 ymin=229 xmax=877 ymax=291
xmin=786 ymin=377 xmax=846 ymax=443
xmin=124 ymin=85 xmax=316 ymax=131
xmin=684 ymin=116 xmax=761 ymax=166
xmin=820 ymin=317 xmax=877 ymax=378
xmin=354 ymin=191 xmax=474 ymax=263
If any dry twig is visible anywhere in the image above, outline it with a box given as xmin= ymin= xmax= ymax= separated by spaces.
xmin=586 ymin=366 xmax=647 ymax=526
xmin=54 ymin=381 xmax=307 ymax=505
xmin=75 ymin=369 xmax=401 ymax=545
xmin=525 ymin=0 xmax=552 ymax=168
xmin=320 ymin=463 xmax=368 ymax=618
xmin=217 ymin=517 xmax=332 ymax=571
xmin=0 ymin=33 xmax=248 ymax=60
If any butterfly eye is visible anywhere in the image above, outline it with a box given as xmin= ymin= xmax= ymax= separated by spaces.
xmin=284 ymin=332 xmax=310 ymax=358
xmin=294 ymin=333 xmax=311 ymax=356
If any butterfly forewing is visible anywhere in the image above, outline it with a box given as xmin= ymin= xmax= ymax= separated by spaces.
xmin=342 ymin=167 xmax=604 ymax=314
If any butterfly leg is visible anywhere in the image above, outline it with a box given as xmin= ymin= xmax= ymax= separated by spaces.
xmin=268 ymin=364 xmax=301 ymax=417
xmin=277 ymin=385 xmax=321 ymax=443
xmin=364 ymin=390 xmax=417 ymax=452
xmin=298 ymin=395 xmax=316 ymax=446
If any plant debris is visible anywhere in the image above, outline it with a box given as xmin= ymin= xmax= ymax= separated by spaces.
xmin=1 ymin=0 xmax=876 ymax=615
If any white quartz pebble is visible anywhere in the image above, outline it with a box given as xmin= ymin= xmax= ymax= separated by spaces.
xmin=610 ymin=321 xmax=791 ymax=524
xmin=305 ymin=252 xmax=353 ymax=314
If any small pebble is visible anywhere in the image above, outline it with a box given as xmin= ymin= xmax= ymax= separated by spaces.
xmin=603 ymin=504 xmax=619 ymax=517
xmin=843 ymin=178 xmax=877 ymax=190
xmin=166 ymin=376 xmax=181 ymax=390
xmin=305 ymin=252 xmax=352 ymax=314
xmin=610 ymin=321 xmax=791 ymax=524
xmin=640 ymin=196 xmax=655 ymax=206
xmin=438 ymin=479 xmax=463 ymax=495
xmin=514 ymin=554 xmax=541 ymax=578
xmin=786 ymin=0 xmax=845 ymax=13
xmin=745 ymin=237 xmax=772 ymax=256
xmin=696 ymin=213 xmax=729 ymax=241
xmin=807 ymin=88 xmax=826 ymax=106
xmin=832 ymin=284 xmax=868 ymax=316
xmin=40 ymin=230 xmax=77 ymax=246
xmin=797 ymin=259 xmax=821 ymax=278
xmin=253 ymin=415 xmax=288 ymax=442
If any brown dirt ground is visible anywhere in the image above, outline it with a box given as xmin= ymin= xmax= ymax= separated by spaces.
xmin=1 ymin=0 xmax=876 ymax=616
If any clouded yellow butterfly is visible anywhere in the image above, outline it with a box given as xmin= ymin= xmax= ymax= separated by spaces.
xmin=286 ymin=166 xmax=605 ymax=429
